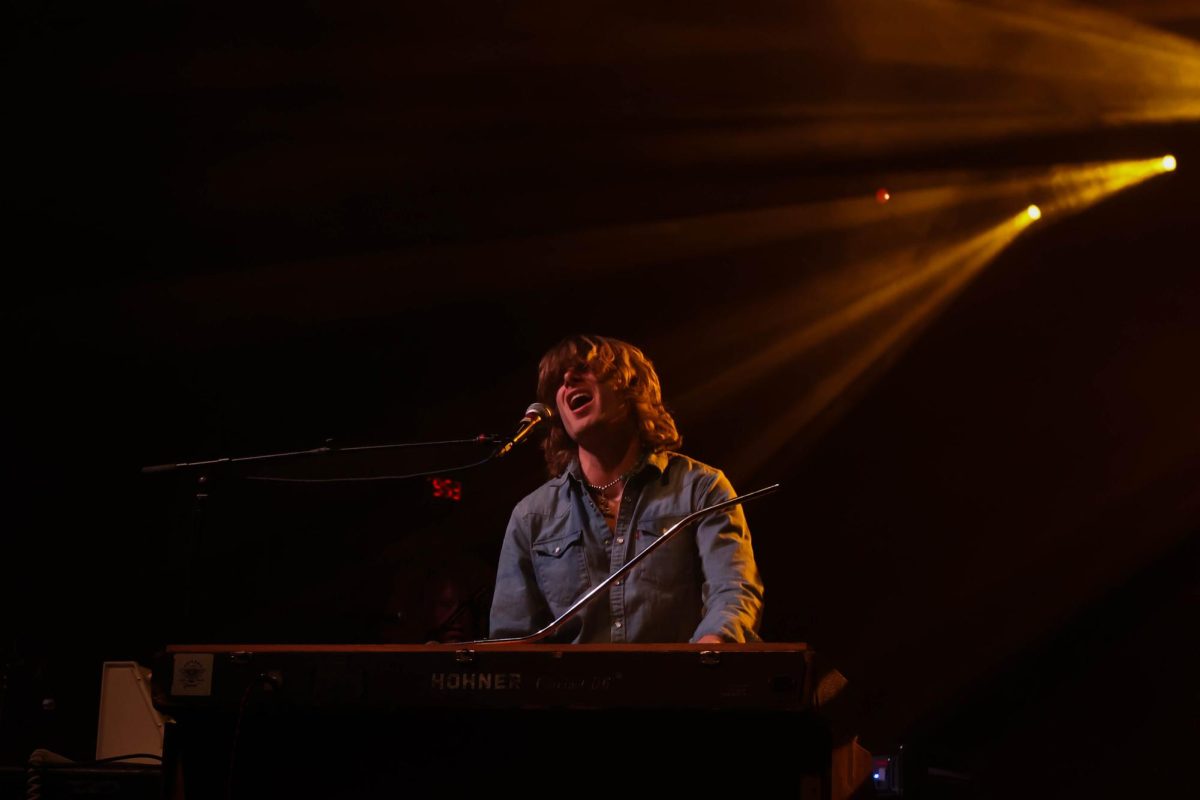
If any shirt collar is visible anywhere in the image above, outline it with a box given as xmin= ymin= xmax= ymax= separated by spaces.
xmin=557 ymin=449 xmax=668 ymax=488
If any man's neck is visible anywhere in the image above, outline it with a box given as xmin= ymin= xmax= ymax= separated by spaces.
xmin=578 ymin=434 xmax=641 ymax=487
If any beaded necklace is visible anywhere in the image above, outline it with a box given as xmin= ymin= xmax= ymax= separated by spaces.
xmin=582 ymin=454 xmax=646 ymax=520
xmin=585 ymin=474 xmax=625 ymax=493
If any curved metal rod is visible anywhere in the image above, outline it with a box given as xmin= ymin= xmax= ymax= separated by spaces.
xmin=475 ymin=483 xmax=780 ymax=646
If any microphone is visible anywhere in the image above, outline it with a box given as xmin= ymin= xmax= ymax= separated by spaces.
xmin=495 ymin=402 xmax=554 ymax=458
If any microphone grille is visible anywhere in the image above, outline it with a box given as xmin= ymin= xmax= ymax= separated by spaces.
xmin=525 ymin=402 xmax=553 ymax=421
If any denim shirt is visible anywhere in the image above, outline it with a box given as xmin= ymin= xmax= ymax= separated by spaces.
xmin=489 ymin=451 xmax=764 ymax=643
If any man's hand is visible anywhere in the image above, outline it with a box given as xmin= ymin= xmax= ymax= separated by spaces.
xmin=695 ymin=634 xmax=724 ymax=644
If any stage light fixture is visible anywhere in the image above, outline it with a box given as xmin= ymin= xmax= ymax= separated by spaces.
xmin=1026 ymin=204 xmax=1042 ymax=220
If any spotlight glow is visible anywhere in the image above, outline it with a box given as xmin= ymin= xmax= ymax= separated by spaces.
xmin=1162 ymin=155 xmax=1177 ymax=171
xmin=721 ymin=213 xmax=1030 ymax=478
xmin=1026 ymin=204 xmax=1042 ymax=220
xmin=876 ymin=188 xmax=891 ymax=203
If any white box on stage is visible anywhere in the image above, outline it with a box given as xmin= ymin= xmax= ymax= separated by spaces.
xmin=95 ymin=661 xmax=164 ymax=763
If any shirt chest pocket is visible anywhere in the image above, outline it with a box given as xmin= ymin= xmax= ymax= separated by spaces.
xmin=633 ymin=516 xmax=700 ymax=590
xmin=531 ymin=529 xmax=588 ymax=607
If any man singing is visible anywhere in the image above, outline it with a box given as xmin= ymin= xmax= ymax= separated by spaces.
xmin=489 ymin=334 xmax=764 ymax=643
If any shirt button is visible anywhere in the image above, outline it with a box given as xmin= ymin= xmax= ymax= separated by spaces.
xmin=613 ymin=579 xmax=621 ymax=586
xmin=616 ymin=537 xmax=624 ymax=545
xmin=614 ymin=620 xmax=623 ymax=628
xmin=553 ymin=546 xmax=561 ymax=554
xmin=604 ymin=538 xmax=611 ymax=546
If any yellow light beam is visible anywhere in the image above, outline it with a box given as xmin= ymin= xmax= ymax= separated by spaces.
xmin=472 ymin=156 xmax=1174 ymax=286
xmin=639 ymin=2 xmax=1200 ymax=163
xmin=884 ymin=0 xmax=1200 ymax=78
xmin=668 ymin=156 xmax=1171 ymax=412
xmin=1040 ymin=155 xmax=1177 ymax=217
xmin=677 ymin=243 xmax=980 ymax=415
xmin=727 ymin=210 xmax=1034 ymax=478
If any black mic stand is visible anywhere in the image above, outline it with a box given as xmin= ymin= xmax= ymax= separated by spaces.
xmin=142 ymin=432 xmax=510 ymax=642
xmin=140 ymin=434 xmax=509 ymax=476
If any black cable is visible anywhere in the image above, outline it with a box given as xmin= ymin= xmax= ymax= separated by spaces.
xmin=27 ymin=751 xmax=163 ymax=768
xmin=89 ymin=754 xmax=163 ymax=764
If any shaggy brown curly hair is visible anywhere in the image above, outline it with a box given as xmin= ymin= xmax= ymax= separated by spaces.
xmin=536 ymin=334 xmax=682 ymax=476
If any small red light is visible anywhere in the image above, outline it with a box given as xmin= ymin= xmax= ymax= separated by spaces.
xmin=429 ymin=478 xmax=462 ymax=501
xmin=875 ymin=188 xmax=891 ymax=203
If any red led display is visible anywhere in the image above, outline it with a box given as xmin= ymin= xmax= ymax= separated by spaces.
xmin=429 ymin=477 xmax=462 ymax=501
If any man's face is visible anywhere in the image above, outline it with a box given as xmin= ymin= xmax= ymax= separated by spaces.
xmin=555 ymin=365 xmax=632 ymax=445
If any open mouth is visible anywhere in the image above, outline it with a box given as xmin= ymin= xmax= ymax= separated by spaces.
xmin=567 ymin=392 xmax=593 ymax=412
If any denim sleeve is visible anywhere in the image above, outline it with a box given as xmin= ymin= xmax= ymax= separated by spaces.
xmin=488 ymin=508 xmax=550 ymax=639
xmin=689 ymin=470 xmax=765 ymax=643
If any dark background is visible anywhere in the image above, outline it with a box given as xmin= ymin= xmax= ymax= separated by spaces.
xmin=4 ymin=2 xmax=1198 ymax=796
